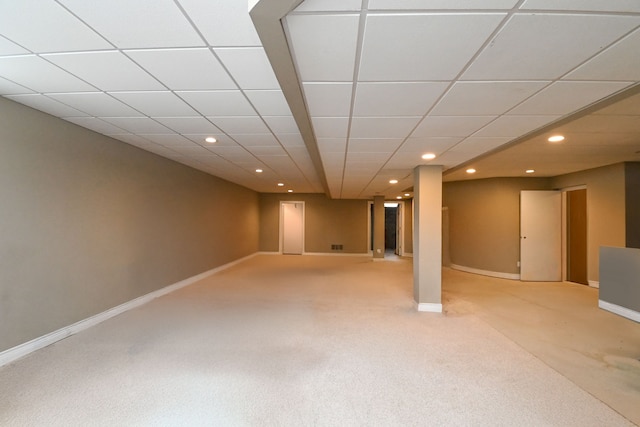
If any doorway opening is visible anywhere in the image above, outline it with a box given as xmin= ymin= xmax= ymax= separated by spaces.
xmin=385 ymin=204 xmax=398 ymax=255
xmin=565 ymin=188 xmax=588 ymax=285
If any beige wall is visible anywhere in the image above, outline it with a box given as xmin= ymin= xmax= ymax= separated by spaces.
xmin=443 ymin=177 xmax=552 ymax=275
xmin=259 ymin=193 xmax=368 ymax=253
xmin=403 ymin=200 xmax=413 ymax=254
xmin=552 ymin=163 xmax=627 ymax=282
xmin=0 ymin=97 xmax=259 ymax=352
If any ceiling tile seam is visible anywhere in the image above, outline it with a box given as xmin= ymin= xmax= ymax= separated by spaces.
xmin=0 ymin=33 xmax=35 ymax=56
xmin=339 ymin=0 xmax=370 ymax=199
xmin=355 ymin=7 xmax=518 ymax=198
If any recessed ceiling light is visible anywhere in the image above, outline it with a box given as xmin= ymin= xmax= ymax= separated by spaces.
xmin=287 ymin=189 xmax=293 ymax=193
xmin=404 ymin=193 xmax=410 ymax=197
xmin=421 ymin=153 xmax=436 ymax=160
xmin=526 ymin=169 xmax=535 ymax=174
xmin=205 ymin=136 xmax=217 ymax=143
xmin=277 ymin=183 xmax=284 ymax=187
xmin=389 ymin=179 xmax=398 ymax=184
xmin=466 ymin=168 xmax=476 ymax=174
xmin=548 ymin=135 xmax=565 ymax=142
xmin=396 ymin=196 xmax=402 ymax=199
xmin=255 ymin=169 xmax=263 ymax=173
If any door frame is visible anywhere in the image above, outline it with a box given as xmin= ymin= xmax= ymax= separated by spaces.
xmin=367 ymin=201 xmax=406 ymax=257
xmin=279 ymin=201 xmax=305 ymax=254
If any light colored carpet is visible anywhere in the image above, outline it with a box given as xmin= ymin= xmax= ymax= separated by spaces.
xmin=0 ymin=255 xmax=634 ymax=426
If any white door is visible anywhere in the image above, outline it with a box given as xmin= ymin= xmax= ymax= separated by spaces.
xmin=282 ymin=202 xmax=303 ymax=254
xmin=520 ymin=191 xmax=562 ymax=281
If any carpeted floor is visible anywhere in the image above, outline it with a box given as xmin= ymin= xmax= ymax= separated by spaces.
xmin=0 ymin=255 xmax=637 ymax=426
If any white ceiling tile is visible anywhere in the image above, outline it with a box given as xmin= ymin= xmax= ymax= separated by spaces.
xmin=177 ymin=0 xmax=261 ymax=47
xmin=566 ymin=30 xmax=640 ymax=81
xmin=0 ymin=77 xmax=34 ymax=95
xmin=412 ymin=116 xmax=496 ymax=137
xmin=43 ymin=51 xmax=163 ymax=91
xmin=293 ymin=0 xmax=362 ymax=12
xmin=154 ymin=117 xmax=221 ymax=134
xmin=431 ymin=82 xmax=549 ymax=115
xmin=208 ymin=116 xmax=269 ymax=134
xmin=64 ymin=117 xmax=127 ymax=134
xmin=182 ymin=134 xmax=238 ymax=147
xmin=136 ymin=134 xmax=193 ymax=146
xmin=286 ymin=14 xmax=360 ymax=81
xmin=472 ymin=115 xmax=560 ymax=137
xmin=5 ymin=94 xmax=88 ymax=117
xmin=207 ymin=146 xmax=255 ymax=161
xmin=109 ymin=134 xmax=157 ymax=147
xmin=0 ymin=36 xmax=30 ymax=55
xmin=303 ymin=83 xmax=353 ymax=117
xmin=126 ymin=48 xmax=236 ymax=90
xmin=232 ymin=134 xmax=279 ymax=146
xmin=450 ymin=137 xmax=513 ymax=155
xmin=110 ymin=91 xmax=197 ymax=117
xmin=101 ymin=117 xmax=172 ymax=134
xmin=0 ymin=0 xmax=112 ymax=53
xmin=350 ymin=117 xmax=421 ymax=138
xmin=244 ymin=90 xmax=292 ymax=116
xmin=348 ymin=138 xmax=404 ymax=153
xmin=214 ymin=48 xmax=280 ymax=90
xmin=400 ymin=137 xmax=462 ymax=153
xmin=59 ymin=0 xmax=204 ymax=48
xmin=520 ymin=0 xmax=640 ymax=13
xmin=369 ymin=0 xmax=519 ymax=8
xmin=462 ymin=14 xmax=640 ymax=80
xmin=353 ymin=82 xmax=448 ymax=117
xmin=510 ymin=81 xmax=632 ymax=115
xmin=359 ymin=14 xmax=505 ymax=81
xmin=177 ymin=91 xmax=255 ymax=116
xmin=318 ymin=138 xmax=347 ymax=153
xmin=0 ymin=56 xmax=96 ymax=93
xmin=278 ymin=133 xmax=306 ymax=147
xmin=47 ymin=92 xmax=144 ymax=117
xmin=263 ymin=116 xmax=301 ymax=134
xmin=311 ymin=117 xmax=350 ymax=138
xmin=247 ymin=146 xmax=287 ymax=156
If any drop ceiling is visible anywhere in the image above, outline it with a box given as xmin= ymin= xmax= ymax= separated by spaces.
xmin=1 ymin=0 xmax=639 ymax=199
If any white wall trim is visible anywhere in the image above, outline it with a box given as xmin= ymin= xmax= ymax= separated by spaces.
xmin=599 ymin=300 xmax=640 ymax=323
xmin=450 ymin=264 xmax=520 ymax=280
xmin=416 ymin=302 xmax=443 ymax=313
xmin=0 ymin=252 xmax=259 ymax=368
xmin=303 ymin=252 xmax=369 ymax=257
xmin=403 ymin=252 xmax=414 ymax=258
xmin=588 ymin=280 xmax=600 ymax=289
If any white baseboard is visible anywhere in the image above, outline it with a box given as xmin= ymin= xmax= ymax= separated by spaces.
xmin=598 ymin=300 xmax=640 ymax=323
xmin=416 ymin=302 xmax=443 ymax=313
xmin=402 ymin=252 xmax=414 ymax=258
xmin=303 ymin=252 xmax=370 ymax=257
xmin=450 ymin=264 xmax=520 ymax=280
xmin=0 ymin=252 xmax=258 ymax=368
xmin=588 ymin=280 xmax=600 ymax=289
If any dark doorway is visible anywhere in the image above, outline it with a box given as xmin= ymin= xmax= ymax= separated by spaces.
xmin=567 ymin=189 xmax=588 ymax=285
xmin=385 ymin=206 xmax=397 ymax=251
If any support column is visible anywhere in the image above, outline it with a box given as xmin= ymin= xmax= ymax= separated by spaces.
xmin=413 ymin=165 xmax=443 ymax=312
xmin=373 ymin=195 xmax=385 ymax=259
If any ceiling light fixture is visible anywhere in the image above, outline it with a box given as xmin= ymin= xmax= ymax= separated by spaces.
xmin=389 ymin=179 xmax=398 ymax=184
xmin=396 ymin=196 xmax=402 ymax=199
xmin=205 ymin=136 xmax=217 ymax=143
xmin=255 ymin=169 xmax=263 ymax=173
xmin=287 ymin=189 xmax=293 ymax=193
xmin=526 ymin=169 xmax=535 ymax=174
xmin=466 ymin=168 xmax=476 ymax=174
xmin=277 ymin=183 xmax=284 ymax=187
xmin=404 ymin=193 xmax=410 ymax=197
xmin=548 ymin=135 xmax=565 ymax=142
xmin=422 ymin=153 xmax=436 ymax=160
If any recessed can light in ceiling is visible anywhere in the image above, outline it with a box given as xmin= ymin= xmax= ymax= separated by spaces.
xmin=389 ymin=179 xmax=398 ymax=184
xmin=466 ymin=168 xmax=476 ymax=174
xmin=277 ymin=183 xmax=284 ymax=187
xmin=548 ymin=135 xmax=565 ymax=142
xmin=287 ymin=189 xmax=293 ymax=193
xmin=526 ymin=169 xmax=535 ymax=174
xmin=422 ymin=153 xmax=436 ymax=160
xmin=205 ymin=136 xmax=217 ymax=143
xmin=396 ymin=196 xmax=402 ymax=199
xmin=255 ymin=169 xmax=263 ymax=173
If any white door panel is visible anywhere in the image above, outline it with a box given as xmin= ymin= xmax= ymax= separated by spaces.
xmin=520 ymin=191 xmax=562 ymax=281
xmin=282 ymin=202 xmax=303 ymax=254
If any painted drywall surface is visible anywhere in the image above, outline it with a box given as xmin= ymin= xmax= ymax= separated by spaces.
xmin=404 ymin=200 xmax=413 ymax=254
xmin=625 ymin=162 xmax=640 ymax=249
xmin=443 ymin=177 xmax=552 ymax=275
xmin=258 ymin=193 xmax=368 ymax=253
xmin=0 ymin=98 xmax=259 ymax=352
xmin=599 ymin=246 xmax=640 ymax=314
xmin=552 ymin=163 xmax=626 ymax=282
